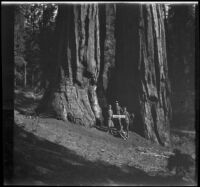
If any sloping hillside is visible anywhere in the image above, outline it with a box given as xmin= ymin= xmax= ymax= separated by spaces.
xmin=10 ymin=89 xmax=196 ymax=185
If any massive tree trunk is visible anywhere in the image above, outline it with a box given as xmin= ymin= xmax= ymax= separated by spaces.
xmin=39 ymin=4 xmax=171 ymax=146
xmin=38 ymin=5 xmax=102 ymax=127
xmin=138 ymin=5 xmax=171 ymax=146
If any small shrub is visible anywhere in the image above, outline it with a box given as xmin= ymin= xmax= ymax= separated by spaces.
xmin=167 ymin=149 xmax=194 ymax=178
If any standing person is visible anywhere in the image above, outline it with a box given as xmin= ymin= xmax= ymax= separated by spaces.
xmin=129 ymin=113 xmax=135 ymax=132
xmin=115 ymin=101 xmax=123 ymax=132
xmin=107 ymin=105 xmax=114 ymax=130
xmin=123 ymin=107 xmax=130 ymax=138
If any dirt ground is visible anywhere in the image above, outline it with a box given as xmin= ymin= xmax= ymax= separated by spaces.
xmin=7 ymin=89 xmax=196 ymax=185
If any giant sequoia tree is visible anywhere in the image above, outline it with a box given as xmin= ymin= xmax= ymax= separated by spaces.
xmin=138 ymin=5 xmax=171 ymax=146
xmin=39 ymin=4 xmax=171 ymax=146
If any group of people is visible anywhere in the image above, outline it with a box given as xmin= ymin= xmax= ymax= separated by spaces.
xmin=107 ymin=101 xmax=134 ymax=140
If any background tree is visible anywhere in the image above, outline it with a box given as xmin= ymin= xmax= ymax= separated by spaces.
xmin=14 ymin=6 xmax=26 ymax=87
xmin=14 ymin=4 xmax=57 ymax=90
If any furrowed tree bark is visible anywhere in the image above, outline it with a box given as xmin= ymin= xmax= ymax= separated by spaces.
xmin=38 ymin=4 xmax=172 ymax=146
xmin=138 ymin=4 xmax=171 ymax=146
xmin=38 ymin=5 xmax=102 ymax=127
xmin=102 ymin=5 xmax=116 ymax=92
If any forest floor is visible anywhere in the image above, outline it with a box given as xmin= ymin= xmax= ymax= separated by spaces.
xmin=10 ymin=88 xmax=197 ymax=185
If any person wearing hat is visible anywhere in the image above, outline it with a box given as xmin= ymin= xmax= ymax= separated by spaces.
xmin=123 ymin=107 xmax=130 ymax=138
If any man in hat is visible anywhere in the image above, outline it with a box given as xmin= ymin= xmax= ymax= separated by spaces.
xmin=123 ymin=107 xmax=130 ymax=138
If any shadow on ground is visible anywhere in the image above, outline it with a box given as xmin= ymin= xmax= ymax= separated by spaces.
xmin=5 ymin=123 xmax=190 ymax=186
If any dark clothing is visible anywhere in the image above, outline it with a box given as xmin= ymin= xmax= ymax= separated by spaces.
xmin=108 ymin=109 xmax=114 ymax=128
xmin=116 ymin=105 xmax=122 ymax=115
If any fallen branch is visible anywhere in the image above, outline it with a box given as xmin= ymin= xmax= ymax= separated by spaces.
xmin=171 ymin=129 xmax=195 ymax=135
xmin=140 ymin=151 xmax=175 ymax=158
